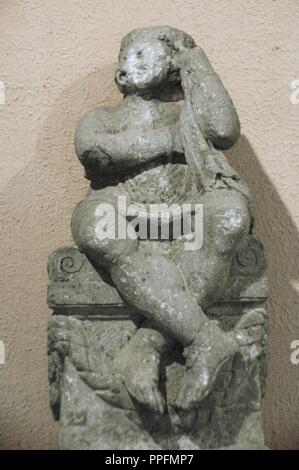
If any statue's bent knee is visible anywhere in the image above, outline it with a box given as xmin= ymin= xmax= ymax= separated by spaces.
xmin=71 ymin=199 xmax=138 ymax=271
xmin=208 ymin=195 xmax=251 ymax=253
xmin=221 ymin=205 xmax=250 ymax=238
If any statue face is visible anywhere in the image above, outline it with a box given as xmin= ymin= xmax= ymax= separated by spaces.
xmin=116 ymin=40 xmax=170 ymax=95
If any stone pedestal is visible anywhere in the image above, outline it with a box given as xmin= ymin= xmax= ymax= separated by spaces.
xmin=47 ymin=238 xmax=268 ymax=450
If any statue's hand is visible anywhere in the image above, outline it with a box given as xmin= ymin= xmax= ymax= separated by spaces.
xmin=171 ymin=47 xmax=205 ymax=75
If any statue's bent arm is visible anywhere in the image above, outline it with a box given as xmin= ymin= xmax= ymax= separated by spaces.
xmin=74 ymin=107 xmax=175 ymax=175
xmin=178 ymin=46 xmax=241 ymax=150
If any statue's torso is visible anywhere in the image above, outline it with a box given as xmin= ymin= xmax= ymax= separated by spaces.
xmin=86 ymin=95 xmax=198 ymax=205
xmin=86 ymin=95 xmax=249 ymax=206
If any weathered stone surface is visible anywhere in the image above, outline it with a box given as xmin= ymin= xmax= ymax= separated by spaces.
xmin=48 ymin=312 xmax=268 ymax=449
xmin=47 ymin=25 xmax=269 ymax=449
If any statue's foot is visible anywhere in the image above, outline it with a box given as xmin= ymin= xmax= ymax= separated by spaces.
xmin=114 ymin=345 xmax=165 ymax=415
xmin=175 ymin=321 xmax=238 ymax=410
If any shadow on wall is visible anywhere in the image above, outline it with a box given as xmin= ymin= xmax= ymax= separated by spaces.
xmin=227 ymin=136 xmax=299 ymax=450
xmin=0 ymin=63 xmax=121 ymax=449
xmin=0 ymin=63 xmax=298 ymax=448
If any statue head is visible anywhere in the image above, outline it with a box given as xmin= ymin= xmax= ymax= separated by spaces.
xmin=115 ymin=26 xmax=196 ymax=96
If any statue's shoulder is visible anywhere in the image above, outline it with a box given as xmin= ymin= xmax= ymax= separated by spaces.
xmin=76 ymin=95 xmax=161 ymax=135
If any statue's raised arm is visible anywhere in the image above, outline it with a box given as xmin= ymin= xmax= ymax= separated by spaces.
xmin=178 ymin=46 xmax=240 ymax=149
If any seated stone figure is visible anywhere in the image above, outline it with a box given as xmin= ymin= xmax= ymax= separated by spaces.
xmin=71 ymin=26 xmax=264 ymax=417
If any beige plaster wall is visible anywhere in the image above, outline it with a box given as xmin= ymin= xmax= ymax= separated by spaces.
xmin=0 ymin=0 xmax=298 ymax=449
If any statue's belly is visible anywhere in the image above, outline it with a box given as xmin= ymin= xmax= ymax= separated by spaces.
xmin=121 ymin=163 xmax=198 ymax=205
xmin=84 ymin=163 xmax=199 ymax=258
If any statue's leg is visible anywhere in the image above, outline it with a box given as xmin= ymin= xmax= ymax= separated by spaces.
xmin=114 ymin=320 xmax=175 ymax=414
xmin=174 ymin=188 xmax=252 ymax=408
xmin=71 ymin=197 xmax=183 ymax=412
xmin=71 ymin=193 xmax=245 ymax=410
xmin=71 ymin=196 xmax=206 ymax=345
xmin=176 ymin=188 xmax=252 ymax=308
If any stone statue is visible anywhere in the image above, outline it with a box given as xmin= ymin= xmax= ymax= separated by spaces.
xmin=47 ymin=26 xmax=268 ymax=450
